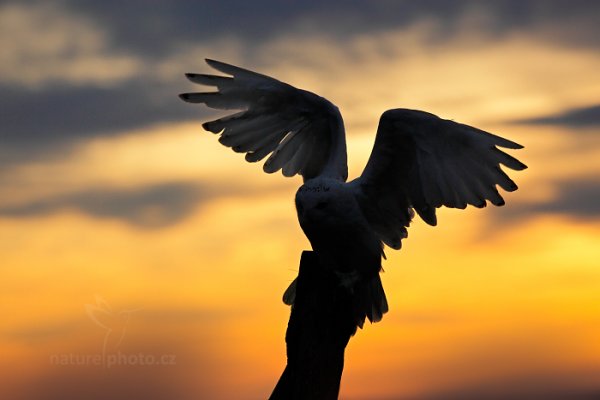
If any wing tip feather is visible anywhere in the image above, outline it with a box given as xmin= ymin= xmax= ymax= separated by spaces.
xmin=185 ymin=72 xmax=232 ymax=86
xmin=245 ymin=151 xmax=263 ymax=163
xmin=178 ymin=92 xmax=223 ymax=105
xmin=179 ymin=93 xmax=192 ymax=102
xmin=497 ymin=139 xmax=525 ymax=150
xmin=205 ymin=58 xmax=219 ymax=67
xmin=202 ymin=121 xmax=222 ymax=133
xmin=416 ymin=206 xmax=438 ymax=226
xmin=205 ymin=58 xmax=233 ymax=75
xmin=491 ymin=196 xmax=506 ymax=207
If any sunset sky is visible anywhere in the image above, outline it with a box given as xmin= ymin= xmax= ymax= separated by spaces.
xmin=1 ymin=1 xmax=599 ymax=399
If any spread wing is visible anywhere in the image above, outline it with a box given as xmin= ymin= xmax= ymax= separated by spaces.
xmin=351 ymin=108 xmax=527 ymax=249
xmin=179 ymin=59 xmax=348 ymax=181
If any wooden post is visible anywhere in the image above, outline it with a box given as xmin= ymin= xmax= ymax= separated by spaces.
xmin=269 ymin=251 xmax=358 ymax=400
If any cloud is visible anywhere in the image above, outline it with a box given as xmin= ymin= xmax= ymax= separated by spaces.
xmin=17 ymin=366 xmax=188 ymax=400
xmin=523 ymin=178 xmax=600 ymax=218
xmin=513 ymin=104 xmax=600 ymax=128
xmin=420 ymin=384 xmax=600 ymax=400
xmin=0 ymin=181 xmax=212 ymax=228
xmin=0 ymin=81 xmax=199 ymax=143
xmin=0 ymin=81 xmax=202 ymax=168
xmin=3 ymin=1 xmax=599 ymax=89
xmin=0 ymin=179 xmax=290 ymax=228
xmin=0 ymin=2 xmax=140 ymax=88
xmin=55 ymin=0 xmax=600 ymax=58
xmin=493 ymin=177 xmax=600 ymax=223
xmin=1 ymin=0 xmax=599 ymax=172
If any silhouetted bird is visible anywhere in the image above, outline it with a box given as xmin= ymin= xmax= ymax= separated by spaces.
xmin=180 ymin=60 xmax=526 ymax=328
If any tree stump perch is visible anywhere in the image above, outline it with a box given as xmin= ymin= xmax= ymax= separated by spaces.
xmin=269 ymin=250 xmax=358 ymax=400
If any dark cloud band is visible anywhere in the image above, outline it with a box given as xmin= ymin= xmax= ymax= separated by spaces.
xmin=513 ymin=104 xmax=600 ymax=128
xmin=0 ymin=180 xmax=291 ymax=228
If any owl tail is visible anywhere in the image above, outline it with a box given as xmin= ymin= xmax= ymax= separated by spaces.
xmin=282 ymin=274 xmax=388 ymax=330
xmin=354 ymin=274 xmax=389 ymax=329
